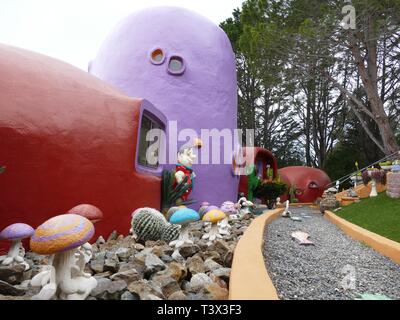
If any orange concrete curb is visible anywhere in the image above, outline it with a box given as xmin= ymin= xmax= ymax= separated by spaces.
xmin=229 ymin=208 xmax=283 ymax=300
xmin=325 ymin=211 xmax=400 ymax=264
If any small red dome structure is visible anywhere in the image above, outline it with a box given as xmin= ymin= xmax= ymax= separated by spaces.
xmin=279 ymin=166 xmax=331 ymax=203
xmin=239 ymin=147 xmax=278 ymax=198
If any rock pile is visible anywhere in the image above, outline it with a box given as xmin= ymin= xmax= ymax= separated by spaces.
xmin=0 ymin=216 xmax=254 ymax=300
xmin=319 ymin=189 xmax=339 ymax=213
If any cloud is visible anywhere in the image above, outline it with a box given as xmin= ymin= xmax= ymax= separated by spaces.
xmin=0 ymin=0 xmax=243 ymax=70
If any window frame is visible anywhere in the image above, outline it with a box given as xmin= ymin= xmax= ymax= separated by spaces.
xmin=135 ymin=101 xmax=166 ymax=176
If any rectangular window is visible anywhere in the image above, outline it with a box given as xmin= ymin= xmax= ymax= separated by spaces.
xmin=138 ymin=114 xmax=162 ymax=169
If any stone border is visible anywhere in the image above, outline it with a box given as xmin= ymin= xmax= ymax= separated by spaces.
xmin=276 ymin=202 xmax=315 ymax=209
xmin=325 ymin=211 xmax=400 ymax=264
xmin=229 ymin=208 xmax=283 ymax=300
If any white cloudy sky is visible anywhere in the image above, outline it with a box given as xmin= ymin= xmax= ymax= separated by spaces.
xmin=0 ymin=0 xmax=243 ymax=70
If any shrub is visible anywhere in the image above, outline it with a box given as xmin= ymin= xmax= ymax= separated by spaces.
xmin=362 ymin=169 xmax=387 ymax=186
xmin=254 ymin=180 xmax=288 ymax=209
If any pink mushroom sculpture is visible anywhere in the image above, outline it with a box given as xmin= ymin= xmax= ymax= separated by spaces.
xmin=67 ymin=204 xmax=103 ymax=224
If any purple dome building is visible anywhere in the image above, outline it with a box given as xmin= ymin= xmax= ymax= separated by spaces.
xmin=90 ymin=6 xmax=239 ymax=206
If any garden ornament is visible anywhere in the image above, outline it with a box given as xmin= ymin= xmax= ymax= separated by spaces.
xmin=30 ymin=214 xmax=97 ymax=300
xmin=218 ymin=201 xmax=238 ymax=235
xmin=0 ymin=223 xmax=34 ymax=270
xmin=131 ymin=207 xmax=180 ymax=243
xmin=68 ymin=204 xmax=103 ymax=276
xmin=237 ymin=197 xmax=254 ymax=218
xmin=291 ymin=231 xmax=314 ymax=246
xmin=202 ymin=209 xmax=226 ymax=245
xmin=169 ymin=208 xmax=200 ymax=248
xmin=198 ymin=202 xmax=210 ymax=218
xmin=174 ymin=139 xmax=202 ymax=202
xmin=347 ymin=188 xmax=358 ymax=198
xmin=67 ymin=204 xmax=103 ymax=224
xmin=282 ymin=200 xmax=292 ymax=218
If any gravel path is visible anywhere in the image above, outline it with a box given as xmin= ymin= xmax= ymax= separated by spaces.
xmin=263 ymin=207 xmax=400 ymax=300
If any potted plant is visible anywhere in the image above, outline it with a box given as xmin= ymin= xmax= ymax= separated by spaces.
xmin=254 ymin=179 xmax=288 ymax=209
xmin=362 ymin=168 xmax=387 ymax=197
xmin=392 ymin=160 xmax=400 ymax=173
xmin=379 ymin=161 xmax=393 ymax=171
xmin=350 ymin=172 xmax=363 ymax=183
xmin=350 ymin=161 xmax=363 ymax=186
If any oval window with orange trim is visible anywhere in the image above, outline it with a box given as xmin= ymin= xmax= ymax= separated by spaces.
xmin=150 ymin=48 xmax=165 ymax=65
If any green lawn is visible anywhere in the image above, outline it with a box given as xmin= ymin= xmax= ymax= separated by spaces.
xmin=336 ymin=192 xmax=400 ymax=243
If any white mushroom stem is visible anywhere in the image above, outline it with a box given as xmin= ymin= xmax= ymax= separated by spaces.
xmin=32 ymin=249 xmax=97 ymax=300
xmin=54 ymin=249 xmax=97 ymax=300
xmin=31 ymin=265 xmax=57 ymax=300
xmin=7 ymin=239 xmax=21 ymax=258
xmin=169 ymin=223 xmax=193 ymax=249
xmin=179 ymin=224 xmax=191 ymax=242
xmin=72 ymin=243 xmax=93 ymax=278
xmin=218 ymin=218 xmax=231 ymax=235
xmin=54 ymin=249 xmax=79 ymax=292
xmin=202 ymin=223 xmax=223 ymax=244
xmin=1 ymin=238 xmax=23 ymax=266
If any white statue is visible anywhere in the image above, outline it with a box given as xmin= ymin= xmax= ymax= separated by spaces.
xmin=71 ymin=243 xmax=93 ymax=278
xmin=282 ymin=200 xmax=292 ymax=217
xmin=174 ymin=139 xmax=202 ymax=202
xmin=237 ymin=197 xmax=254 ymax=219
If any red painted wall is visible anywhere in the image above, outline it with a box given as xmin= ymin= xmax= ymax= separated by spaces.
xmin=278 ymin=166 xmax=331 ymax=203
xmin=0 ymin=44 xmax=162 ymax=254
xmin=239 ymin=147 xmax=278 ymax=198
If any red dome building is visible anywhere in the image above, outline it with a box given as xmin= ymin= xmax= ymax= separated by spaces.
xmin=238 ymin=147 xmax=278 ymax=199
xmin=0 ymin=44 xmax=166 ymax=253
xmin=279 ymin=166 xmax=331 ymax=203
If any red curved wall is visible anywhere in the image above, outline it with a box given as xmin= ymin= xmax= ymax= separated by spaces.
xmin=278 ymin=166 xmax=331 ymax=203
xmin=239 ymin=147 xmax=278 ymax=197
xmin=0 ymin=44 xmax=161 ymax=254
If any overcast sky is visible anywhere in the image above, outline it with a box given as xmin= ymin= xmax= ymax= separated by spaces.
xmin=0 ymin=0 xmax=243 ymax=70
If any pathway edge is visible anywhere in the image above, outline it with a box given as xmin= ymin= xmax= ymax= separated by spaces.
xmin=229 ymin=208 xmax=283 ymax=300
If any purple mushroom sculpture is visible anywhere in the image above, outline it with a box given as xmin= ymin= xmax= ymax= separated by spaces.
xmin=0 ymin=223 xmax=34 ymax=270
xmin=218 ymin=201 xmax=239 ymax=235
xmin=198 ymin=202 xmax=210 ymax=218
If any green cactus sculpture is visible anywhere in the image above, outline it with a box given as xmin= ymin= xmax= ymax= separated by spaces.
xmin=161 ymin=169 xmax=196 ymax=214
xmin=161 ymin=223 xmax=181 ymax=243
xmin=131 ymin=207 xmax=179 ymax=243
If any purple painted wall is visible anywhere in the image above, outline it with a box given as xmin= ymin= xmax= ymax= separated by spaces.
xmin=90 ymin=6 xmax=239 ymax=207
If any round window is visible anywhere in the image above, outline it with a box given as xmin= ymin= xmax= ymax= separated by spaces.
xmin=150 ymin=48 xmax=165 ymax=65
xmin=168 ymin=56 xmax=185 ymax=75
xmin=308 ymin=181 xmax=319 ymax=189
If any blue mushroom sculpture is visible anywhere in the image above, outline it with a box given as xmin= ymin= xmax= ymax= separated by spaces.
xmin=168 ymin=208 xmax=200 ymax=248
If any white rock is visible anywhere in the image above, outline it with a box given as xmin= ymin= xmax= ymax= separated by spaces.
xmin=189 ymin=273 xmax=213 ymax=292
